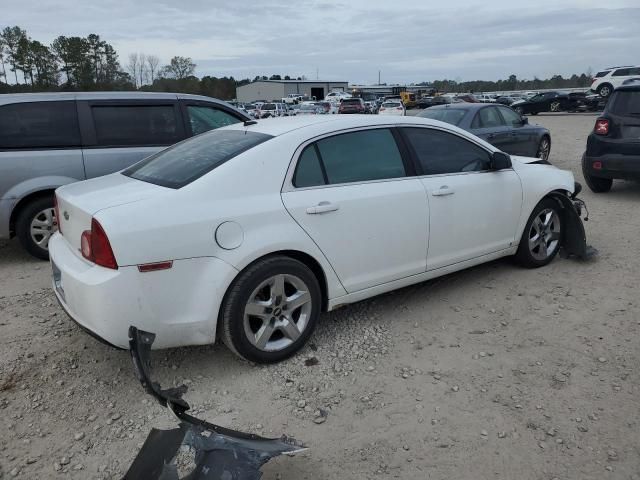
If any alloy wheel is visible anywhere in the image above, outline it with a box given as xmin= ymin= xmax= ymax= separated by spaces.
xmin=528 ymin=208 xmax=561 ymax=261
xmin=599 ymin=85 xmax=611 ymax=97
xmin=537 ymin=138 xmax=550 ymax=161
xmin=550 ymin=101 xmax=561 ymax=112
xmin=243 ymin=274 xmax=313 ymax=352
xmin=30 ymin=208 xmax=57 ymax=250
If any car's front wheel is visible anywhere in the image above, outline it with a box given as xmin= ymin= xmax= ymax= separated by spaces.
xmin=549 ymin=101 xmax=561 ymax=112
xmin=515 ymin=199 xmax=563 ymax=268
xmin=597 ymin=83 xmax=613 ymax=98
xmin=536 ymin=136 xmax=551 ymax=161
xmin=16 ymin=196 xmax=57 ymax=260
xmin=220 ymin=256 xmax=321 ymax=363
xmin=581 ymin=154 xmax=612 ymax=193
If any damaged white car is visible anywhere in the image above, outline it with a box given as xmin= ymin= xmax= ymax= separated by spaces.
xmin=49 ymin=115 xmax=592 ymax=363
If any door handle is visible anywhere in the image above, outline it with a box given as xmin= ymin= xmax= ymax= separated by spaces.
xmin=431 ymin=186 xmax=455 ymax=197
xmin=487 ymin=133 xmax=496 ymax=139
xmin=306 ymin=201 xmax=339 ymax=214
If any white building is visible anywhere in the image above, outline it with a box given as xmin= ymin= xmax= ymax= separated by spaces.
xmin=236 ymin=80 xmax=349 ymax=103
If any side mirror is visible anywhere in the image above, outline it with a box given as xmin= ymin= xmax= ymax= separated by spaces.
xmin=521 ymin=116 xmax=528 ymax=125
xmin=491 ymin=151 xmax=512 ymax=170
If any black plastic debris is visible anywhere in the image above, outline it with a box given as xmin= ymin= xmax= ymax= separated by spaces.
xmin=124 ymin=327 xmax=306 ymax=479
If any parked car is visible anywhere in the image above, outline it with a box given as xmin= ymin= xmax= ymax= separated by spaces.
xmin=282 ymin=94 xmax=303 ymax=104
xmin=474 ymin=94 xmax=497 ymax=103
xmin=338 ymin=98 xmax=365 ymax=114
xmin=241 ymin=103 xmax=257 ymax=117
xmin=429 ymin=96 xmax=463 ymax=107
xmin=510 ymin=91 xmax=584 ymax=115
xmin=590 ymin=65 xmax=640 ymax=98
xmin=325 ymin=91 xmax=352 ymax=102
xmin=314 ymin=101 xmax=337 ymax=114
xmin=378 ymin=100 xmax=405 ymax=116
xmin=296 ymin=103 xmax=323 ymax=115
xmin=257 ymin=102 xmax=287 ymax=118
xmin=582 ymin=82 xmax=640 ymax=192
xmin=495 ymin=95 xmax=520 ymax=106
xmin=50 ymin=115 xmax=589 ymax=363
xmin=416 ymin=96 xmax=434 ymax=109
xmin=0 ymin=92 xmax=249 ymax=259
xmin=418 ymin=103 xmax=551 ymax=160
xmin=456 ymin=94 xmax=479 ymax=103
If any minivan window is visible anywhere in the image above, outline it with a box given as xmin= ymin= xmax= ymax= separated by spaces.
xmin=92 ymin=105 xmax=180 ymax=147
xmin=123 ymin=130 xmax=272 ymax=189
xmin=187 ymin=105 xmax=242 ymax=136
xmin=0 ymin=101 xmax=80 ymax=149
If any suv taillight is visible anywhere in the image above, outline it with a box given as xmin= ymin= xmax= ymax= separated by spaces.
xmin=81 ymin=218 xmax=118 ymax=269
xmin=53 ymin=194 xmax=62 ymax=235
xmin=594 ymin=118 xmax=609 ymax=135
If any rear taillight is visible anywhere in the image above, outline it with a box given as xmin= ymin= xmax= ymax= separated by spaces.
xmin=54 ymin=194 xmax=62 ymax=235
xmin=593 ymin=161 xmax=603 ymax=170
xmin=80 ymin=218 xmax=118 ymax=269
xmin=594 ymin=118 xmax=609 ymax=135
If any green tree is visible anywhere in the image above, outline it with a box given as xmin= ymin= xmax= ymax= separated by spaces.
xmin=30 ymin=40 xmax=58 ymax=87
xmin=162 ymin=56 xmax=196 ymax=79
xmin=1 ymin=26 xmax=27 ymax=84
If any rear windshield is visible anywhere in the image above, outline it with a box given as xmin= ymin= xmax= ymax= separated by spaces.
xmin=123 ymin=129 xmax=272 ymax=188
xmin=608 ymin=91 xmax=640 ymax=116
xmin=418 ymin=108 xmax=467 ymax=126
xmin=382 ymin=102 xmax=402 ymax=107
xmin=262 ymin=104 xmax=276 ymax=110
xmin=342 ymin=99 xmax=361 ymax=104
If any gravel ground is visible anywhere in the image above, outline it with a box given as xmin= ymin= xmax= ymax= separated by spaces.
xmin=1 ymin=113 xmax=639 ymax=479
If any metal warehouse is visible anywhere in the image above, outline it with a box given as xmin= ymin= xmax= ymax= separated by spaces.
xmin=236 ymin=80 xmax=349 ymax=102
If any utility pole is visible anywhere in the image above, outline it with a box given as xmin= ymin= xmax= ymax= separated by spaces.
xmin=378 ymin=70 xmax=381 ymax=85
xmin=316 ymin=67 xmax=319 ymax=80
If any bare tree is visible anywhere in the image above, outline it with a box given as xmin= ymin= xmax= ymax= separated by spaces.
xmin=137 ymin=52 xmax=147 ymax=87
xmin=146 ymin=54 xmax=159 ymax=84
xmin=127 ymin=52 xmax=139 ymax=88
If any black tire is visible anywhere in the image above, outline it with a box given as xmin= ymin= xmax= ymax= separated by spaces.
xmin=597 ymin=83 xmax=613 ymax=98
xmin=16 ymin=196 xmax=56 ymax=260
xmin=514 ymin=106 xmax=524 ymax=115
xmin=549 ymin=101 xmax=561 ymax=112
xmin=536 ymin=136 xmax=551 ymax=161
xmin=581 ymin=154 xmax=612 ymax=193
xmin=515 ymin=198 xmax=563 ymax=268
xmin=220 ymin=256 xmax=321 ymax=363
xmin=530 ymin=112 xmax=538 ymax=116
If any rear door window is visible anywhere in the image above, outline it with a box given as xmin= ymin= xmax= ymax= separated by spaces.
xmin=497 ymin=107 xmax=523 ymax=127
xmin=91 ymin=104 xmax=180 ymax=147
xmin=187 ymin=105 xmax=242 ymax=136
xmin=0 ymin=101 xmax=80 ymax=149
xmin=123 ymin=129 xmax=272 ymax=188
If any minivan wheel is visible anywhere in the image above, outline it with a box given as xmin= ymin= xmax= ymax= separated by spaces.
xmin=515 ymin=199 xmax=563 ymax=268
xmin=220 ymin=256 xmax=321 ymax=363
xmin=581 ymin=154 xmax=613 ymax=193
xmin=597 ymin=84 xmax=613 ymax=98
xmin=16 ymin=196 xmax=57 ymax=260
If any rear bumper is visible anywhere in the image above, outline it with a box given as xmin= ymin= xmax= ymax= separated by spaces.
xmin=48 ymin=232 xmax=238 ymax=349
xmin=584 ymin=154 xmax=640 ymax=179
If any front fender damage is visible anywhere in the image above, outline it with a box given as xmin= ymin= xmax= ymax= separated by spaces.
xmin=548 ymin=188 xmax=597 ymax=260
xmin=124 ymin=327 xmax=306 ymax=480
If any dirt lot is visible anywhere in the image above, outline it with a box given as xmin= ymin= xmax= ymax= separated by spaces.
xmin=1 ymin=113 xmax=639 ymax=479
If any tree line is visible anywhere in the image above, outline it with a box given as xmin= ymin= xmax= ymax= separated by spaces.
xmin=1 ymin=25 xmax=596 ymax=100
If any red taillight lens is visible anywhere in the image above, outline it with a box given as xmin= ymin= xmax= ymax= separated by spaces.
xmin=54 ymin=194 xmax=62 ymax=235
xmin=594 ymin=118 xmax=609 ymax=135
xmin=80 ymin=218 xmax=118 ymax=269
xmin=593 ymin=161 xmax=602 ymax=170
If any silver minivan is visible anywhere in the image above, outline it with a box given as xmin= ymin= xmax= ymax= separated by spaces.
xmin=0 ymin=92 xmax=248 ymax=259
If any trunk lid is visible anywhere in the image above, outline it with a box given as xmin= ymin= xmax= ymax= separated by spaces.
xmin=56 ymin=173 xmax=168 ymax=252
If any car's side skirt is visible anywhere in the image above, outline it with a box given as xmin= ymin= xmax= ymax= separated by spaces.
xmin=327 ymin=246 xmax=517 ymax=311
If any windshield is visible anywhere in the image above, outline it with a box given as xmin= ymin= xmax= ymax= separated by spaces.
xmin=123 ymin=130 xmax=272 ymax=188
xmin=418 ymin=108 xmax=467 ymax=126
xmin=262 ymin=104 xmax=276 ymax=110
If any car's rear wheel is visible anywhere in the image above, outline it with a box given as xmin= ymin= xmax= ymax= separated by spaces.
xmin=220 ymin=256 xmax=321 ymax=363
xmin=597 ymin=83 xmax=613 ymax=98
xmin=515 ymin=199 xmax=563 ymax=268
xmin=16 ymin=196 xmax=57 ymax=260
xmin=536 ymin=136 xmax=551 ymax=161
xmin=581 ymin=154 xmax=613 ymax=193
xmin=550 ymin=101 xmax=561 ymax=112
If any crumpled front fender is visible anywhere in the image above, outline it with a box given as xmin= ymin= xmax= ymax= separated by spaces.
xmin=548 ymin=189 xmax=597 ymax=260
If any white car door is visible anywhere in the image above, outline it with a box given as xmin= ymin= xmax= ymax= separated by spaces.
xmin=282 ymin=128 xmax=429 ymax=293
xmin=401 ymin=127 xmax=522 ymax=271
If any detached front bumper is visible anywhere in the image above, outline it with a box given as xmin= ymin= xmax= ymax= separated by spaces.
xmin=48 ymin=233 xmax=238 ymax=349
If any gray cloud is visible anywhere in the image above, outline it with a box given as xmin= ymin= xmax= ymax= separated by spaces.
xmin=5 ymin=0 xmax=639 ymax=83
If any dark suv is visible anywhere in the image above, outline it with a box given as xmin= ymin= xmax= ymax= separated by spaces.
xmin=338 ymin=98 xmax=365 ymax=114
xmin=582 ymin=82 xmax=640 ymax=192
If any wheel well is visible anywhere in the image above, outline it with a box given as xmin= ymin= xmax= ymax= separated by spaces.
xmin=9 ymin=190 xmax=55 ymax=237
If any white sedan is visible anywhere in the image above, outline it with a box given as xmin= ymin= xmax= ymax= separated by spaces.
xmin=50 ymin=115 xmax=589 ymax=363
xmin=378 ymin=100 xmax=405 ymax=115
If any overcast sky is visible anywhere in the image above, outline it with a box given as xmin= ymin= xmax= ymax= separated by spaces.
xmin=5 ymin=0 xmax=640 ymax=84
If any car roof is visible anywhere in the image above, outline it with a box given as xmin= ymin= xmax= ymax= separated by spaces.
xmin=224 ymin=114 xmax=496 ymax=145
xmin=426 ymin=103 xmax=498 ymax=111
xmin=0 ymin=91 xmax=231 ymax=106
